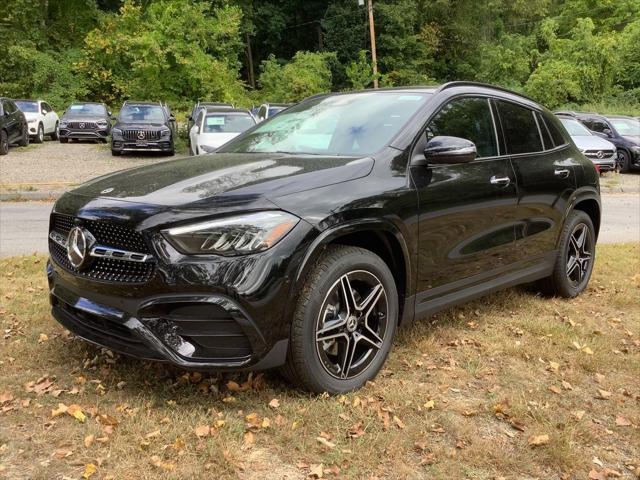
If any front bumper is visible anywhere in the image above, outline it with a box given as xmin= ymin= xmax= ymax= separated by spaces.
xmin=111 ymin=139 xmax=173 ymax=153
xmin=46 ymin=209 xmax=315 ymax=370
xmin=590 ymin=157 xmax=617 ymax=171
xmin=59 ymin=128 xmax=109 ymax=140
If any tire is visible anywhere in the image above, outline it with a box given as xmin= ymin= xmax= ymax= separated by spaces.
xmin=282 ymin=245 xmax=398 ymax=394
xmin=50 ymin=122 xmax=59 ymax=140
xmin=537 ymin=210 xmax=595 ymax=298
xmin=18 ymin=124 xmax=29 ymax=147
xmin=617 ymin=149 xmax=630 ymax=173
xmin=0 ymin=130 xmax=8 ymax=155
xmin=34 ymin=123 xmax=44 ymax=143
xmin=111 ymin=149 xmax=121 ymax=156
xmin=60 ymin=137 xmax=69 ymax=144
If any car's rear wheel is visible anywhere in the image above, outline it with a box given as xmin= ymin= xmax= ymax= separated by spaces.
xmin=617 ymin=149 xmax=630 ymax=173
xmin=18 ymin=124 xmax=29 ymax=147
xmin=34 ymin=123 xmax=44 ymax=143
xmin=538 ymin=210 xmax=595 ymax=298
xmin=50 ymin=122 xmax=59 ymax=140
xmin=0 ymin=130 xmax=8 ymax=155
xmin=282 ymin=245 xmax=398 ymax=393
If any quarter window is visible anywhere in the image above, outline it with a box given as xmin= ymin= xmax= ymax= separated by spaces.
xmin=536 ymin=113 xmax=553 ymax=150
xmin=426 ymin=97 xmax=498 ymax=158
xmin=543 ymin=114 xmax=568 ymax=147
xmin=496 ymin=101 xmax=542 ymax=154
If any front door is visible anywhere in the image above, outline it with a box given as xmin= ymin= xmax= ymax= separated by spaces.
xmin=412 ymin=96 xmax=518 ymax=311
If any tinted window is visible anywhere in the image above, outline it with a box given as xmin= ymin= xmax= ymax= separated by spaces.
xmin=535 ymin=113 xmax=554 ymax=149
xmin=497 ymin=101 xmax=542 ymax=154
xmin=68 ymin=104 xmax=107 ymax=116
xmin=585 ymin=120 xmax=608 ymax=133
xmin=14 ymin=100 xmax=38 ymax=113
xmin=4 ymin=101 xmax=17 ymax=114
xmin=426 ymin=97 xmax=497 ymax=158
xmin=119 ymin=105 xmax=165 ymax=123
xmin=42 ymin=102 xmax=52 ymax=112
xmin=544 ymin=114 xmax=568 ymax=146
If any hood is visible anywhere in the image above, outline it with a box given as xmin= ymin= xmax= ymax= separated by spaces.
xmin=622 ymin=135 xmax=640 ymax=144
xmin=69 ymin=153 xmax=374 ymax=208
xmin=196 ymin=132 xmax=241 ymax=148
xmin=114 ymin=122 xmax=166 ymax=129
xmin=24 ymin=112 xmax=42 ymax=122
xmin=62 ymin=114 xmax=106 ymax=123
xmin=571 ymin=135 xmax=615 ymax=151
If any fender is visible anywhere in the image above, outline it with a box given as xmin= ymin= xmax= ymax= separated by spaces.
xmin=287 ymin=217 xmax=415 ymax=325
xmin=560 ymin=185 xmax=601 ymax=244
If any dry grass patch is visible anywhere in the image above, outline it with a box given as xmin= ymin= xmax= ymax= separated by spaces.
xmin=0 ymin=244 xmax=638 ymax=479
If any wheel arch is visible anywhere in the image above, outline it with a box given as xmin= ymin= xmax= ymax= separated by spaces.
xmin=292 ymin=219 xmax=413 ymax=325
xmin=566 ymin=189 xmax=601 ymax=240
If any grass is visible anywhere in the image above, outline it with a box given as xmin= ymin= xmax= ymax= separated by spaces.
xmin=0 ymin=244 xmax=638 ymax=479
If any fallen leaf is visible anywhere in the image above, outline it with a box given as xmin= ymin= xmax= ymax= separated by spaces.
xmin=424 ymin=399 xmax=435 ymax=410
xmin=51 ymin=403 xmax=68 ymax=418
xmin=572 ymin=410 xmax=586 ymax=420
xmin=268 ymin=398 xmax=280 ymax=409
xmin=393 ymin=416 xmax=406 ymax=429
xmin=150 ymin=456 xmax=176 ymax=471
xmin=145 ymin=430 xmax=161 ymax=439
xmin=309 ymin=463 xmax=324 ymax=478
xmin=548 ymin=385 xmax=561 ymax=395
xmin=84 ymin=435 xmax=95 ymax=448
xmin=615 ymin=416 xmax=631 ymax=427
xmin=243 ymin=431 xmax=255 ymax=446
xmin=597 ymin=389 xmax=612 ymax=400
xmin=316 ymin=436 xmax=336 ymax=449
xmin=347 ymin=422 xmax=365 ymax=439
xmin=38 ymin=333 xmax=49 ymax=344
xmin=67 ymin=404 xmax=86 ymax=423
xmin=0 ymin=392 xmax=14 ymax=405
xmin=194 ymin=425 xmax=210 ymax=438
xmin=82 ymin=463 xmax=97 ymax=479
xmin=527 ymin=434 xmax=549 ymax=447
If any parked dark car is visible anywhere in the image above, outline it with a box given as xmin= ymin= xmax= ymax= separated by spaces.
xmin=59 ymin=102 xmax=112 ymax=143
xmin=47 ymin=83 xmax=600 ymax=393
xmin=0 ymin=97 xmax=29 ymax=155
xmin=566 ymin=112 xmax=640 ymax=172
xmin=111 ymin=101 xmax=176 ymax=156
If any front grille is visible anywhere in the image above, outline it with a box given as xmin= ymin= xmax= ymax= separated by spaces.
xmin=123 ymin=129 xmax=161 ymax=141
xmin=584 ymin=149 xmax=615 ymax=158
xmin=67 ymin=121 xmax=98 ymax=130
xmin=49 ymin=213 xmax=155 ymax=283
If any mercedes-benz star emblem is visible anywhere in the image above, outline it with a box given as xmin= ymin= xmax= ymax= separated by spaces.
xmin=67 ymin=227 xmax=88 ymax=269
xmin=596 ymin=151 xmax=604 ymax=159
xmin=137 ymin=131 xmax=146 ymax=140
xmin=101 ymin=187 xmax=114 ymax=194
xmin=79 ymin=122 xmax=85 ymax=129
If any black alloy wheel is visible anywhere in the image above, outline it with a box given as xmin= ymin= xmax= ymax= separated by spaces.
xmin=0 ymin=130 xmax=8 ymax=155
xmin=566 ymin=223 xmax=593 ymax=288
xmin=617 ymin=149 xmax=630 ymax=173
xmin=18 ymin=124 xmax=29 ymax=147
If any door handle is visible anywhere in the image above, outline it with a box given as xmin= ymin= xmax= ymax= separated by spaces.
xmin=490 ymin=175 xmax=511 ymax=187
xmin=554 ymin=168 xmax=570 ymax=178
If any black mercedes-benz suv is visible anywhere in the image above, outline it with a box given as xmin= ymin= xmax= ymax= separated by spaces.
xmin=59 ymin=102 xmax=112 ymax=143
xmin=47 ymin=83 xmax=601 ymax=393
xmin=111 ymin=101 xmax=176 ymax=156
xmin=0 ymin=97 xmax=29 ymax=154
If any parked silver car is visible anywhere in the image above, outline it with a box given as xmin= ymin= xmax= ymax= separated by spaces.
xmin=556 ymin=114 xmax=617 ymax=172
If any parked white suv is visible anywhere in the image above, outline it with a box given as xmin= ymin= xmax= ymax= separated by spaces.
xmin=14 ymin=99 xmax=59 ymax=143
xmin=189 ymin=108 xmax=256 ymax=155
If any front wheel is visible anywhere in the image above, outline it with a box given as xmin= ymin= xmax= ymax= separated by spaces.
xmin=0 ymin=130 xmax=8 ymax=155
xmin=34 ymin=123 xmax=44 ymax=143
xmin=282 ymin=245 xmax=398 ymax=394
xmin=538 ymin=210 xmax=595 ymax=298
xmin=617 ymin=149 xmax=630 ymax=173
xmin=111 ymin=149 xmax=121 ymax=156
xmin=60 ymin=137 xmax=69 ymax=144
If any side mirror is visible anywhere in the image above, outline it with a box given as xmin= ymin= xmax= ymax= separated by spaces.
xmin=188 ymin=115 xmax=193 ymax=121
xmin=107 ymin=111 xmax=112 ymax=116
xmin=603 ymin=128 xmax=613 ymax=138
xmin=413 ymin=136 xmax=477 ymax=166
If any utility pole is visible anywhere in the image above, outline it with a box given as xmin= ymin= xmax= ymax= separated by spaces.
xmin=367 ymin=0 xmax=379 ymax=88
xmin=246 ymin=32 xmax=255 ymax=89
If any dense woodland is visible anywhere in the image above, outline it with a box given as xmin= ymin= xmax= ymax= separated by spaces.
xmin=1 ymin=0 xmax=639 ymax=115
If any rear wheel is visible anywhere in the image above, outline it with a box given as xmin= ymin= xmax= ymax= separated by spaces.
xmin=617 ymin=149 xmax=630 ymax=173
xmin=34 ymin=123 xmax=44 ymax=143
xmin=538 ymin=210 xmax=595 ymax=298
xmin=18 ymin=124 xmax=29 ymax=147
xmin=282 ymin=245 xmax=398 ymax=393
xmin=0 ymin=130 xmax=8 ymax=155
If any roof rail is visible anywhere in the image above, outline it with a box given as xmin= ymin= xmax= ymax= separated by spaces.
xmin=437 ymin=81 xmax=538 ymax=103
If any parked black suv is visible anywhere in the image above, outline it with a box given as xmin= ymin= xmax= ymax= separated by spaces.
xmin=564 ymin=112 xmax=640 ymax=172
xmin=0 ymin=97 xmax=29 ymax=154
xmin=59 ymin=102 xmax=112 ymax=143
xmin=111 ymin=101 xmax=176 ymax=156
xmin=47 ymin=83 xmax=600 ymax=393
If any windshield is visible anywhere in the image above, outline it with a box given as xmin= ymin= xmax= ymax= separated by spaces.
xmin=15 ymin=101 xmax=39 ymax=113
xmin=203 ymin=114 xmax=255 ymax=134
xmin=67 ymin=104 xmax=107 ymax=116
xmin=609 ymin=118 xmax=640 ymax=136
xmin=220 ymin=92 xmax=430 ymax=156
xmin=119 ymin=105 xmax=165 ymax=123
xmin=559 ymin=118 xmax=592 ymax=136
xmin=268 ymin=107 xmax=286 ymax=117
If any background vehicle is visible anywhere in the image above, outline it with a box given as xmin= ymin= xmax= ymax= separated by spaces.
xmin=110 ymin=101 xmax=176 ymax=156
xmin=568 ymin=112 xmax=640 ymax=172
xmin=14 ymin=99 xmax=59 ymax=143
xmin=0 ymin=97 xmax=29 ymax=155
xmin=59 ymin=102 xmax=112 ymax=143
xmin=189 ymin=107 xmax=256 ymax=155
xmin=187 ymin=101 xmax=233 ymax=134
xmin=256 ymin=103 xmax=292 ymax=122
xmin=47 ymin=83 xmax=600 ymax=394
xmin=556 ymin=114 xmax=617 ymax=172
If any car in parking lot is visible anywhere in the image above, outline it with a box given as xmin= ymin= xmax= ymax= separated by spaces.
xmin=563 ymin=112 xmax=640 ymax=172
xmin=59 ymin=102 xmax=112 ymax=143
xmin=110 ymin=101 xmax=176 ymax=156
xmin=14 ymin=99 xmax=59 ymax=143
xmin=188 ymin=107 xmax=256 ymax=155
xmin=556 ymin=114 xmax=617 ymax=172
xmin=187 ymin=101 xmax=234 ymax=134
xmin=47 ymin=82 xmax=600 ymax=393
xmin=0 ymin=97 xmax=29 ymax=155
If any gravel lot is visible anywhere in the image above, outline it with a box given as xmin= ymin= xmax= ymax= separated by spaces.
xmin=0 ymin=140 xmax=185 ymax=197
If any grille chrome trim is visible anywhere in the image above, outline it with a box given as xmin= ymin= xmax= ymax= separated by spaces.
xmin=123 ymin=129 xmax=161 ymax=141
xmin=90 ymin=246 xmax=153 ymax=263
xmin=49 ymin=230 xmax=68 ymax=248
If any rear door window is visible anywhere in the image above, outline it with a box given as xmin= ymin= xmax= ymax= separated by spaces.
xmin=426 ymin=97 xmax=498 ymax=158
xmin=496 ymin=101 xmax=543 ymax=154
xmin=543 ymin=114 xmax=568 ymax=147
xmin=535 ymin=113 xmax=554 ymax=150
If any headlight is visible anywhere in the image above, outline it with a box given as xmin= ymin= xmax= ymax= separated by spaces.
xmin=631 ymin=146 xmax=640 ymax=153
xmin=163 ymin=211 xmax=299 ymax=256
xmin=200 ymin=145 xmax=217 ymax=153
xmin=112 ymin=128 xmax=122 ymax=135
xmin=160 ymin=127 xmax=171 ymax=138
xmin=59 ymin=121 xmax=68 ymax=128
xmin=96 ymin=120 xmax=108 ymax=128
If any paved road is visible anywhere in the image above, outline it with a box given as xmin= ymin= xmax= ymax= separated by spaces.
xmin=0 ymin=194 xmax=638 ymax=257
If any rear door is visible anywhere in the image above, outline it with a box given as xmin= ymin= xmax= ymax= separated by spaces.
xmin=3 ymin=100 xmax=21 ymax=142
xmin=413 ymin=96 xmax=519 ymax=307
xmin=496 ymin=100 xmax=578 ymax=262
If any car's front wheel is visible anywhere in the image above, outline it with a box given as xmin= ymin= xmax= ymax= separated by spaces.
xmin=0 ymin=130 xmax=8 ymax=155
xmin=50 ymin=122 xmax=59 ymax=140
xmin=617 ymin=149 xmax=630 ymax=173
xmin=538 ymin=210 xmax=595 ymax=298
xmin=34 ymin=123 xmax=44 ymax=143
xmin=283 ymin=245 xmax=398 ymax=393
xmin=18 ymin=124 xmax=29 ymax=147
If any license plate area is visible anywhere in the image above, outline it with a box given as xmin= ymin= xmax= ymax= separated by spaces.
xmin=136 ymin=140 xmax=148 ymax=147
